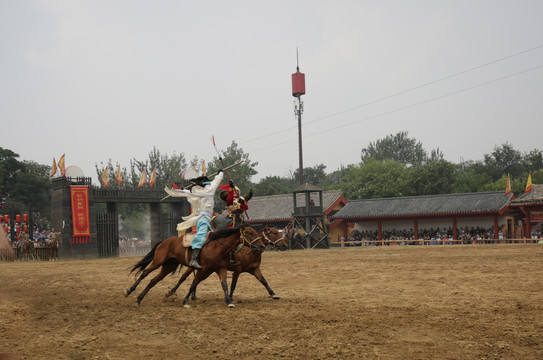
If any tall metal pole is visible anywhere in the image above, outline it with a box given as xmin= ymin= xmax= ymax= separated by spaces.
xmin=297 ymin=97 xmax=304 ymax=185
xmin=292 ymin=49 xmax=306 ymax=185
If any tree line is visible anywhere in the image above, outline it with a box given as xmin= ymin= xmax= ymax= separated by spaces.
xmin=1 ymin=131 xmax=542 ymax=227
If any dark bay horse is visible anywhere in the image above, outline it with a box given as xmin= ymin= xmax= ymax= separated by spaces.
xmin=124 ymin=224 xmax=265 ymax=308
xmin=164 ymin=226 xmax=290 ymax=302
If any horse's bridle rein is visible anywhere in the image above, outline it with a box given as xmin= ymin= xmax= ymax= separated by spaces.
xmin=262 ymin=228 xmax=285 ymax=248
xmin=216 ymin=227 xmax=262 ymax=253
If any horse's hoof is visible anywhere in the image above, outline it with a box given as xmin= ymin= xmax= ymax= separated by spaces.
xmin=228 ymin=303 xmax=236 ymax=308
xmin=123 ymin=289 xmax=130 ymax=297
xmin=183 ymin=304 xmax=191 ymax=309
xmin=133 ymin=302 xmax=140 ymax=308
xmin=271 ymin=294 xmax=280 ymax=300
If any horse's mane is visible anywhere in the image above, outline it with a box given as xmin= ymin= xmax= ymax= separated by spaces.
xmin=209 ymin=224 xmax=247 ymax=241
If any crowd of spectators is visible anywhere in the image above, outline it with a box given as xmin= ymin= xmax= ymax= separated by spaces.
xmin=119 ymin=237 xmax=151 ymax=256
xmin=7 ymin=229 xmax=58 ymax=247
xmin=341 ymin=226 xmax=543 ymax=246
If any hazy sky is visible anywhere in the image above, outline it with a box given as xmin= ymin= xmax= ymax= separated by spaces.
xmin=1 ymin=1 xmax=542 ymax=182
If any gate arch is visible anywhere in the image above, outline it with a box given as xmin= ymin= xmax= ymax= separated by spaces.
xmin=51 ymin=177 xmax=188 ymax=258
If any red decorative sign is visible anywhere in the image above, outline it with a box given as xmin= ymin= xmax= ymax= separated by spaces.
xmin=70 ymin=186 xmax=91 ymax=245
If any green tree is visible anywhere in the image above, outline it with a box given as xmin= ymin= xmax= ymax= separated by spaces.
xmin=129 ymin=147 xmax=186 ymax=188
xmin=361 ymin=131 xmax=427 ymax=166
xmin=292 ymin=164 xmax=328 ymax=188
xmin=322 ymin=165 xmax=349 ymax=189
xmin=252 ymin=176 xmax=293 ymax=196
xmin=404 ymin=160 xmax=456 ymax=196
xmin=338 ymin=159 xmax=407 ymax=199
xmin=207 ymin=140 xmax=258 ymax=194
xmin=0 ymin=147 xmax=24 ymax=198
xmin=11 ymin=161 xmax=51 ymax=211
xmin=523 ymin=149 xmax=543 ymax=173
xmin=452 ymin=161 xmax=493 ymax=193
xmin=207 ymin=141 xmax=258 ymax=212
xmin=482 ymin=143 xmax=523 ymax=181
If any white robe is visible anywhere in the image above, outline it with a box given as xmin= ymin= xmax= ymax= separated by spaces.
xmin=163 ymin=172 xmax=224 ymax=235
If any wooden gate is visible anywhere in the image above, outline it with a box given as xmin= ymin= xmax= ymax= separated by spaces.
xmin=96 ymin=213 xmax=119 ymax=257
xmin=162 ymin=213 xmax=179 ymax=240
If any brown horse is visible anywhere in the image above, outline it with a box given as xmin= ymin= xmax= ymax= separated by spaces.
xmin=18 ymin=240 xmax=34 ymax=260
xmin=46 ymin=232 xmax=61 ymax=261
xmin=124 ymin=224 xmax=265 ymax=308
xmin=164 ymin=226 xmax=290 ymax=302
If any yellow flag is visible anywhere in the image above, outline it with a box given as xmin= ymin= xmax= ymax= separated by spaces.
xmin=58 ymin=154 xmax=66 ymax=176
xmin=201 ymin=160 xmax=207 ymax=176
xmin=149 ymin=168 xmax=156 ymax=188
xmin=115 ymin=165 xmax=123 ymax=186
xmin=138 ymin=169 xmax=146 ymax=188
xmin=100 ymin=167 xmax=110 ymax=187
xmin=525 ymin=173 xmax=533 ymax=194
xmin=505 ymin=174 xmax=511 ymax=195
xmin=50 ymin=158 xmax=57 ymax=178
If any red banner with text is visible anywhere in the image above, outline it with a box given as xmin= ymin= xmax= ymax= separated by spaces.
xmin=70 ymin=186 xmax=91 ymax=245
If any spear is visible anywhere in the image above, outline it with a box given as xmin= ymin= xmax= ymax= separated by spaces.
xmin=160 ymin=160 xmax=244 ymax=201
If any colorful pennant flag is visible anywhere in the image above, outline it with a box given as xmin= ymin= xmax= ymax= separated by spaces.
xmin=525 ymin=172 xmax=533 ymax=194
xmin=138 ymin=169 xmax=146 ymax=188
xmin=100 ymin=167 xmax=110 ymax=187
xmin=58 ymin=154 xmax=66 ymax=176
xmin=50 ymin=157 xmax=57 ymax=178
xmin=115 ymin=165 xmax=123 ymax=186
xmin=149 ymin=168 xmax=156 ymax=188
xmin=505 ymin=174 xmax=511 ymax=195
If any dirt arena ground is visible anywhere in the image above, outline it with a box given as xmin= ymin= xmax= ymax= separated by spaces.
xmin=1 ymin=244 xmax=542 ymax=360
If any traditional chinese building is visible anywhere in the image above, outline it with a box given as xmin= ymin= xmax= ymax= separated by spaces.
xmin=507 ymin=184 xmax=543 ymax=238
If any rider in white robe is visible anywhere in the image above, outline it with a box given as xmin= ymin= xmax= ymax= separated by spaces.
xmin=164 ymin=171 xmax=224 ymax=269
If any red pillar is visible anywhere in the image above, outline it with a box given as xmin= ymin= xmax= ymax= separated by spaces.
xmin=378 ymin=220 xmax=382 ymax=246
xmin=525 ymin=210 xmax=531 ymax=242
xmin=494 ymin=215 xmax=499 ymax=241
xmin=453 ymin=217 xmax=458 ymax=244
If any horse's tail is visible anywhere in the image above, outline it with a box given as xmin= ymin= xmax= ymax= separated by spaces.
xmin=130 ymin=240 xmax=163 ymax=276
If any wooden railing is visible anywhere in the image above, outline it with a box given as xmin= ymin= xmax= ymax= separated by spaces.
xmin=331 ymin=238 xmax=540 ymax=247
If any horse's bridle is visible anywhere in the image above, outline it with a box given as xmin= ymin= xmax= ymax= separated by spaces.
xmin=240 ymin=227 xmax=263 ymax=252
xmin=262 ymin=228 xmax=285 ymax=248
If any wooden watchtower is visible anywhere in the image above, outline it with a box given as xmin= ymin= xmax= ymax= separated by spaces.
xmin=290 ymin=183 xmax=330 ymax=249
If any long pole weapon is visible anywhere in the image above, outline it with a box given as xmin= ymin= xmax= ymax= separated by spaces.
xmin=212 ymin=135 xmax=235 ymax=183
xmin=160 ymin=160 xmax=244 ymax=202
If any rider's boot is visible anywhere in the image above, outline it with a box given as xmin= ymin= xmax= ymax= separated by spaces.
xmin=189 ymin=248 xmax=202 ymax=270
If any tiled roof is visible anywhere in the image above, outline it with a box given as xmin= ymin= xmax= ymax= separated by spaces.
xmin=332 ymin=191 xmax=513 ymax=219
xmin=246 ymin=190 xmax=344 ymax=221
xmin=510 ymin=184 xmax=543 ymax=205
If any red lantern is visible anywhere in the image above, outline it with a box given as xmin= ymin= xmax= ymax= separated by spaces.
xmin=3 ymin=215 xmax=8 ymax=223
xmin=4 ymin=226 xmax=8 ymax=233
xmin=23 ymin=224 xmax=28 ymax=232
xmin=16 ymin=235 xmax=20 ymax=240
xmin=23 ymin=214 xmax=28 ymax=223
xmin=16 ymin=225 xmax=20 ymax=233
xmin=15 ymin=214 xmax=21 ymax=223
xmin=0 ymin=216 xmax=3 ymax=224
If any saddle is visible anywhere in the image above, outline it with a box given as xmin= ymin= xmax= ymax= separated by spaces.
xmin=181 ymin=233 xmax=196 ymax=248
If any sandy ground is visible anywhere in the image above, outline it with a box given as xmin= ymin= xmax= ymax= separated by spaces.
xmin=1 ymin=244 xmax=542 ymax=360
